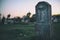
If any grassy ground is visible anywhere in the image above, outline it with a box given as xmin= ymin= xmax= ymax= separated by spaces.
xmin=53 ymin=22 xmax=60 ymax=40
xmin=0 ymin=23 xmax=35 ymax=40
xmin=0 ymin=22 xmax=60 ymax=40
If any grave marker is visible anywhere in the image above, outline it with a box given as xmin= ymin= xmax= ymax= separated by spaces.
xmin=35 ymin=1 xmax=52 ymax=40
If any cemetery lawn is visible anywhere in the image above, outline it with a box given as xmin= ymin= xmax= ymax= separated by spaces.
xmin=53 ymin=22 xmax=60 ymax=40
xmin=0 ymin=23 xmax=35 ymax=40
xmin=0 ymin=22 xmax=60 ymax=40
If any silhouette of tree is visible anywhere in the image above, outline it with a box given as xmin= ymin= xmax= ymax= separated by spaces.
xmin=7 ymin=14 xmax=11 ymax=19
xmin=25 ymin=12 xmax=31 ymax=23
xmin=15 ymin=17 xmax=21 ymax=22
xmin=13 ymin=16 xmax=21 ymax=24
xmin=0 ymin=13 xmax=1 ymax=19
xmin=27 ymin=12 xmax=31 ymax=18
xmin=21 ymin=12 xmax=31 ymax=23
xmin=0 ymin=13 xmax=1 ymax=24
xmin=2 ymin=16 xmax=5 ymax=24
xmin=25 ymin=12 xmax=31 ymax=20
xmin=30 ymin=14 xmax=36 ymax=22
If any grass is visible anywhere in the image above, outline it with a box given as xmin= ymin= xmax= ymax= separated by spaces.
xmin=0 ymin=23 xmax=35 ymax=40
xmin=0 ymin=22 xmax=60 ymax=40
xmin=53 ymin=22 xmax=60 ymax=40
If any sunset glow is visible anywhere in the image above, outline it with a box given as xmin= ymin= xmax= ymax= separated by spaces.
xmin=0 ymin=0 xmax=60 ymax=18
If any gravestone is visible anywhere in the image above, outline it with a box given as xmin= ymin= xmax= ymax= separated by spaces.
xmin=35 ymin=1 xmax=52 ymax=40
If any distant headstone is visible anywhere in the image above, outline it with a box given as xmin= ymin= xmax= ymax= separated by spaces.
xmin=35 ymin=1 xmax=52 ymax=40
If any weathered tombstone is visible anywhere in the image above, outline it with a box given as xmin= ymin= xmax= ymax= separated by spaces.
xmin=35 ymin=1 xmax=52 ymax=40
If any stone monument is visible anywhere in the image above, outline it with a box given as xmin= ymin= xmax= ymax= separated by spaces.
xmin=35 ymin=1 xmax=52 ymax=40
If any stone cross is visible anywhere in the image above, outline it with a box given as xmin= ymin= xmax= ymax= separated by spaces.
xmin=35 ymin=1 xmax=52 ymax=40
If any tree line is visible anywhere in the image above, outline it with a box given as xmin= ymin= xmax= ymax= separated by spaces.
xmin=0 ymin=12 xmax=36 ymax=24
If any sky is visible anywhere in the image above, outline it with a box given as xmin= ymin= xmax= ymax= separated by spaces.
xmin=0 ymin=0 xmax=60 ymax=18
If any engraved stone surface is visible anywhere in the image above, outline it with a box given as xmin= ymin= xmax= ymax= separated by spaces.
xmin=35 ymin=1 xmax=52 ymax=40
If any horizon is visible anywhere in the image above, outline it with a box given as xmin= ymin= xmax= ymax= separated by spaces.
xmin=0 ymin=0 xmax=60 ymax=18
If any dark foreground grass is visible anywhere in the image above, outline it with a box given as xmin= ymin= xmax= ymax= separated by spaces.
xmin=0 ymin=23 xmax=35 ymax=40
xmin=53 ymin=22 xmax=60 ymax=40
xmin=0 ymin=22 xmax=60 ymax=40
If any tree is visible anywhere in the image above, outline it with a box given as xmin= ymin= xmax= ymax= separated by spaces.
xmin=25 ymin=12 xmax=31 ymax=20
xmin=0 ymin=13 xmax=1 ymax=24
xmin=27 ymin=12 xmax=31 ymax=18
xmin=0 ymin=13 xmax=1 ymax=19
xmin=7 ymin=14 xmax=11 ymax=19
xmin=25 ymin=12 xmax=31 ymax=23
xmin=21 ymin=12 xmax=31 ymax=23
xmin=15 ymin=17 xmax=21 ymax=22
xmin=2 ymin=16 xmax=5 ymax=24
xmin=30 ymin=14 xmax=36 ymax=22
